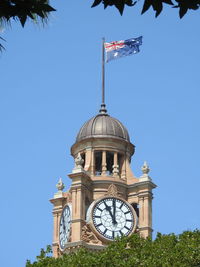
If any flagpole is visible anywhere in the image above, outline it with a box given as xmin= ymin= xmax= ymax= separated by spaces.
xmin=100 ymin=37 xmax=107 ymax=114
xmin=102 ymin=37 xmax=105 ymax=105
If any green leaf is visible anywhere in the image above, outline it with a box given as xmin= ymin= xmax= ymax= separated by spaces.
xmin=163 ymin=0 xmax=174 ymax=4
xmin=0 ymin=36 xmax=5 ymax=51
xmin=19 ymin=15 xmax=27 ymax=27
xmin=125 ymin=0 xmax=137 ymax=7
xmin=91 ymin=0 xmax=102 ymax=8
xmin=41 ymin=4 xmax=56 ymax=12
xmin=152 ymin=0 xmax=163 ymax=17
xmin=141 ymin=0 xmax=152 ymax=14
xmin=115 ymin=0 xmax=125 ymax=15
xmin=179 ymin=4 xmax=188 ymax=17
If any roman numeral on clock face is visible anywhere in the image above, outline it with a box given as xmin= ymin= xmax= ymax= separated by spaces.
xmin=119 ymin=203 xmax=124 ymax=209
xmin=112 ymin=231 xmax=115 ymax=239
xmin=125 ymin=211 xmax=131 ymax=215
xmin=97 ymin=207 xmax=103 ymax=212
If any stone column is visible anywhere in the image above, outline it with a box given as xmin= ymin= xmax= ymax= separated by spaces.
xmin=121 ymin=154 xmax=126 ymax=180
xmin=84 ymin=148 xmax=92 ymax=171
xmin=112 ymin=152 xmax=119 ymax=178
xmin=90 ymin=149 xmax=95 ymax=177
xmin=138 ymin=192 xmax=153 ymax=238
xmin=52 ymin=210 xmax=62 ymax=258
xmin=71 ymin=187 xmax=84 ymax=242
xmin=138 ymin=196 xmax=144 ymax=228
xmin=101 ymin=151 xmax=107 ymax=176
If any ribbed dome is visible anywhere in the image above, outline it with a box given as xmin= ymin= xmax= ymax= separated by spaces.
xmin=76 ymin=113 xmax=130 ymax=142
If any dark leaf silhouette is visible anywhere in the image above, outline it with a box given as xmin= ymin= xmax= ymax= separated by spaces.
xmin=0 ymin=0 xmax=56 ymax=50
xmin=179 ymin=4 xmax=188 ymax=18
xmin=0 ymin=36 xmax=5 ymax=51
xmin=0 ymin=0 xmax=56 ymax=27
xmin=91 ymin=0 xmax=102 ymax=7
xmin=92 ymin=0 xmax=136 ymax=14
xmin=141 ymin=0 xmax=152 ymax=14
xmin=91 ymin=0 xmax=200 ymax=18
xmin=174 ymin=0 xmax=200 ymax=18
xmin=115 ymin=0 xmax=125 ymax=15
xmin=0 ymin=0 xmax=199 ymax=52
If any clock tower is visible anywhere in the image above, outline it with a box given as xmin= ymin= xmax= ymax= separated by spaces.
xmin=50 ymin=103 xmax=156 ymax=257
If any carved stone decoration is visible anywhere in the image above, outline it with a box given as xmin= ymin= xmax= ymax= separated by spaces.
xmin=75 ymin=152 xmax=84 ymax=167
xmin=81 ymin=224 xmax=102 ymax=245
xmin=72 ymin=153 xmax=84 ymax=173
xmin=141 ymin=161 xmax=150 ymax=175
xmin=105 ymin=184 xmax=119 ymax=197
xmin=112 ymin=164 xmax=119 ymax=178
xmin=101 ymin=163 xmax=107 ymax=176
xmin=140 ymin=161 xmax=152 ymax=181
xmin=56 ymin=177 xmax=65 ymax=192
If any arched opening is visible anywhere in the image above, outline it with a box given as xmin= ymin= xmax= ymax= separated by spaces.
xmin=132 ymin=203 xmax=139 ymax=217
xmin=85 ymin=197 xmax=90 ymax=220
xmin=118 ymin=153 xmax=123 ymax=177
xmin=81 ymin=153 xmax=85 ymax=168
xmin=106 ymin=151 xmax=114 ymax=175
xmin=95 ymin=151 xmax=102 ymax=175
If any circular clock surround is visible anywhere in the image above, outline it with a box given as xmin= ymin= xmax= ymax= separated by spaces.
xmin=59 ymin=204 xmax=71 ymax=250
xmin=90 ymin=197 xmax=137 ymax=241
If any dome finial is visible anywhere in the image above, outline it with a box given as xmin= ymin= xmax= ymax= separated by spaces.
xmin=99 ymin=103 xmax=107 ymax=114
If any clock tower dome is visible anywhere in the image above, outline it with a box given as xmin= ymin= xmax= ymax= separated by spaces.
xmin=50 ymin=103 xmax=156 ymax=257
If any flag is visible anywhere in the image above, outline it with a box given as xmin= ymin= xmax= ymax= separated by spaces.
xmin=104 ymin=36 xmax=143 ymax=62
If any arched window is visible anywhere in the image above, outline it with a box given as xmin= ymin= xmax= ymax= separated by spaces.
xmin=118 ymin=153 xmax=123 ymax=176
xmin=81 ymin=153 xmax=85 ymax=168
xmin=132 ymin=203 xmax=139 ymax=217
xmin=85 ymin=197 xmax=90 ymax=219
xmin=95 ymin=151 xmax=102 ymax=175
xmin=106 ymin=151 xmax=114 ymax=175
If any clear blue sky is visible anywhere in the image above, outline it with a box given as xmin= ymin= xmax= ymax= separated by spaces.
xmin=1 ymin=1 xmax=200 ymax=267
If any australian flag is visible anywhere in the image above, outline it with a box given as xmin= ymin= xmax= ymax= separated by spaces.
xmin=104 ymin=36 xmax=143 ymax=62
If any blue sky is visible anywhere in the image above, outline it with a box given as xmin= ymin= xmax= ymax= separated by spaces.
xmin=1 ymin=1 xmax=200 ymax=267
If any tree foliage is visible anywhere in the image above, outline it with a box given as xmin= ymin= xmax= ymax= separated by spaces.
xmin=0 ymin=0 xmax=55 ymax=26
xmin=91 ymin=0 xmax=200 ymax=18
xmin=0 ymin=0 xmax=199 ymax=51
xmin=0 ymin=0 xmax=55 ymax=51
xmin=26 ymin=230 xmax=200 ymax=267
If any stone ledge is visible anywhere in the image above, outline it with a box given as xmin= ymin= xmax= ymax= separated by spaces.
xmin=63 ymin=241 xmax=106 ymax=254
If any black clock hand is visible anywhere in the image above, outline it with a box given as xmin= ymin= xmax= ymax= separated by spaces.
xmin=113 ymin=199 xmax=117 ymax=225
xmin=62 ymin=217 xmax=66 ymax=231
xmin=104 ymin=201 xmax=114 ymax=220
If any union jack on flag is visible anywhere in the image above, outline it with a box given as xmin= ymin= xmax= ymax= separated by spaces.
xmin=104 ymin=36 xmax=143 ymax=62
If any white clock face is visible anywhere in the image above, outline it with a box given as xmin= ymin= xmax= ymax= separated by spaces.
xmin=92 ymin=197 xmax=135 ymax=240
xmin=59 ymin=205 xmax=71 ymax=249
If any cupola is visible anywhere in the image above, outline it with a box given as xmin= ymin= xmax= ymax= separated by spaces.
xmin=71 ymin=104 xmax=135 ymax=181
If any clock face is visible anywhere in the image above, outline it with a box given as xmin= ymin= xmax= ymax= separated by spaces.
xmin=59 ymin=205 xmax=71 ymax=249
xmin=92 ymin=197 xmax=135 ymax=240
